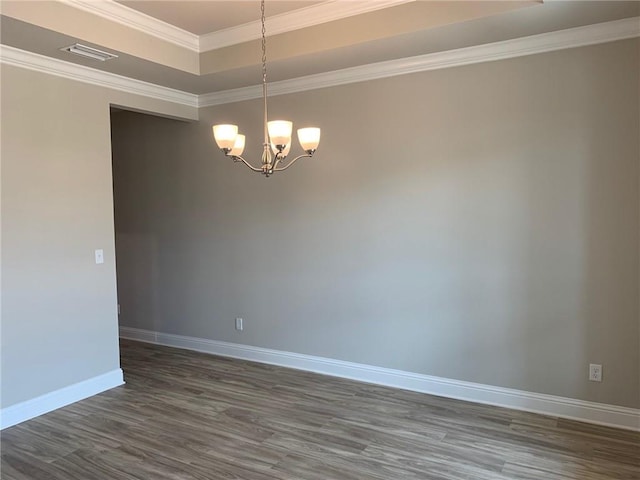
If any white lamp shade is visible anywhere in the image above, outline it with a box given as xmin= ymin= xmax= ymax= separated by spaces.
xmin=212 ymin=124 xmax=238 ymax=150
xmin=271 ymin=141 xmax=291 ymax=157
xmin=297 ymin=127 xmax=321 ymax=151
xmin=229 ymin=134 xmax=245 ymax=156
xmin=267 ymin=120 xmax=293 ymax=146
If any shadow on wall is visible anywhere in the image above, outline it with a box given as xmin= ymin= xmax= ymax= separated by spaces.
xmin=113 ymin=233 xmax=159 ymax=331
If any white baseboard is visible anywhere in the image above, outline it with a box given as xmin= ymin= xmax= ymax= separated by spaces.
xmin=119 ymin=327 xmax=640 ymax=431
xmin=0 ymin=369 xmax=124 ymax=430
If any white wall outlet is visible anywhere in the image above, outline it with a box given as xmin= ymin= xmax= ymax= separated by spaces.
xmin=589 ymin=363 xmax=602 ymax=382
xmin=235 ymin=317 xmax=243 ymax=331
xmin=94 ymin=249 xmax=104 ymax=264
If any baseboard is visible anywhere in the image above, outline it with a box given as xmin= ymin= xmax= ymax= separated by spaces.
xmin=0 ymin=369 xmax=125 ymax=430
xmin=120 ymin=327 xmax=640 ymax=431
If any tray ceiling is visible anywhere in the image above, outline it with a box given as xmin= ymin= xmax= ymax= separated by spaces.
xmin=1 ymin=1 xmax=638 ymax=95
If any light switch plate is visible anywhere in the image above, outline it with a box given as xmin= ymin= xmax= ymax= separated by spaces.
xmin=95 ymin=249 xmax=104 ymax=264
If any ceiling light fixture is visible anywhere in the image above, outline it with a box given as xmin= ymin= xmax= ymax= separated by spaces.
xmin=61 ymin=43 xmax=118 ymax=62
xmin=212 ymin=0 xmax=321 ymax=177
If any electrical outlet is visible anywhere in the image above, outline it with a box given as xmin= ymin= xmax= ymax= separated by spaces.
xmin=589 ymin=364 xmax=602 ymax=382
xmin=235 ymin=318 xmax=243 ymax=331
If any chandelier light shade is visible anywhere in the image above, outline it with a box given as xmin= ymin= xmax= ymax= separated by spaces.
xmin=212 ymin=124 xmax=238 ymax=150
xmin=212 ymin=0 xmax=321 ymax=177
xmin=298 ymin=128 xmax=321 ymax=151
xmin=230 ymin=134 xmax=246 ymax=156
xmin=267 ymin=120 xmax=293 ymax=148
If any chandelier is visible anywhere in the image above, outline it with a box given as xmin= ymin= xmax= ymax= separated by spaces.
xmin=212 ymin=0 xmax=321 ymax=177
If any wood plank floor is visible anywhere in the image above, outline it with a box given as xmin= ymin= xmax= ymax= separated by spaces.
xmin=2 ymin=340 xmax=639 ymax=479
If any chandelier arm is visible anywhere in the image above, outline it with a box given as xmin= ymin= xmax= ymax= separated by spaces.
xmin=272 ymin=153 xmax=286 ymax=170
xmin=273 ymin=153 xmax=313 ymax=172
xmin=230 ymin=155 xmax=263 ymax=172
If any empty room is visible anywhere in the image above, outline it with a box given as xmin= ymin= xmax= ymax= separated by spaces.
xmin=1 ymin=1 xmax=639 ymax=479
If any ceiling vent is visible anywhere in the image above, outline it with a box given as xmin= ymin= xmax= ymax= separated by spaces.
xmin=61 ymin=43 xmax=118 ymax=62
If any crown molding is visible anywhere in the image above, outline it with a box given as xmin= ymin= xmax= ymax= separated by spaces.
xmin=199 ymin=16 xmax=640 ymax=107
xmin=62 ymin=0 xmax=413 ymax=53
xmin=0 ymin=45 xmax=198 ymax=108
xmin=2 ymin=17 xmax=638 ymax=111
xmin=199 ymin=0 xmax=414 ymax=52
xmin=62 ymin=0 xmax=200 ymax=52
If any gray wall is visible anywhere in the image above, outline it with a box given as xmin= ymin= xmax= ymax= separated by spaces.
xmin=0 ymin=64 xmax=196 ymax=409
xmin=112 ymin=39 xmax=640 ymax=409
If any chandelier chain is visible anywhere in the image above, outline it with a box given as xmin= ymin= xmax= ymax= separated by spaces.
xmin=261 ymin=0 xmax=267 ymax=86
xmin=261 ymin=0 xmax=269 ymax=149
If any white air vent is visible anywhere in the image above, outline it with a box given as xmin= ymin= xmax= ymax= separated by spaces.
xmin=61 ymin=43 xmax=118 ymax=62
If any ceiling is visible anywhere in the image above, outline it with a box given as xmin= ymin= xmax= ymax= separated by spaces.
xmin=117 ymin=1 xmax=325 ymax=35
xmin=1 ymin=1 xmax=639 ymax=95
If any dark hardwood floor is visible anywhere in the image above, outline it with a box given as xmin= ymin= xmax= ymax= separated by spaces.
xmin=2 ymin=340 xmax=639 ymax=479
